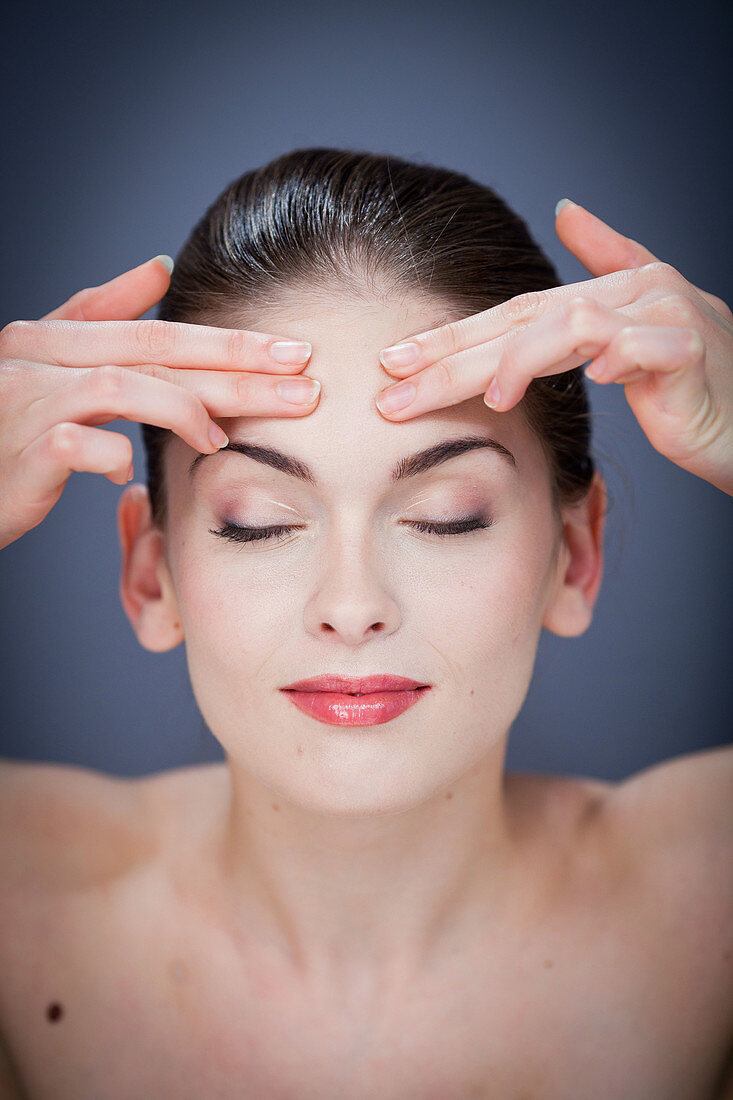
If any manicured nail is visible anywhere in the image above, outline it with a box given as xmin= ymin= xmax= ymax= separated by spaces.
xmin=555 ymin=199 xmax=575 ymax=218
xmin=376 ymin=382 xmax=416 ymax=413
xmin=379 ymin=342 xmax=419 ymax=369
xmin=484 ymin=378 xmax=501 ymax=409
xmin=270 ymin=341 xmax=312 ymax=364
xmin=151 ymin=254 xmax=174 ymax=274
xmin=210 ymin=423 xmax=229 ymax=449
xmin=276 ymin=378 xmax=321 ymax=404
xmin=585 ymin=356 xmax=607 ymax=381
xmin=126 ymin=463 xmax=135 ymax=483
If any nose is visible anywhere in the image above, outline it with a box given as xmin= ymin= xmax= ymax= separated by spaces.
xmin=302 ymin=531 xmax=401 ymax=647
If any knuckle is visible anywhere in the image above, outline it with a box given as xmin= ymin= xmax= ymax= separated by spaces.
xmin=614 ymin=326 xmax=641 ymax=356
xmin=0 ymin=319 xmax=33 ymax=356
xmin=48 ymin=421 xmax=80 ymax=457
xmin=681 ymin=327 xmax=705 ymax=359
xmin=92 ymin=363 xmax=127 ymax=398
xmin=654 ymin=294 xmax=698 ymax=327
xmin=433 ymin=356 xmax=457 ymax=393
xmin=135 ymin=361 xmax=167 ymax=382
xmin=564 ymin=296 xmax=601 ymax=336
xmin=441 ymin=321 xmax=462 ymax=358
xmin=134 ymin=318 xmax=173 ymax=360
xmin=225 ymin=328 xmax=249 ymax=364
xmin=234 ymin=372 xmax=256 ymax=405
xmin=500 ymin=290 xmax=545 ymax=326
xmin=639 ymin=260 xmax=682 ymax=287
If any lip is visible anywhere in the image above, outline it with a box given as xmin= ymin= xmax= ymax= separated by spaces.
xmin=281 ymin=674 xmax=429 ymax=693
xmin=279 ymin=674 xmax=431 ymax=727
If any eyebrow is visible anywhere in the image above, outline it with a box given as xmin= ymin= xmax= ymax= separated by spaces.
xmin=187 ymin=434 xmax=517 ymax=487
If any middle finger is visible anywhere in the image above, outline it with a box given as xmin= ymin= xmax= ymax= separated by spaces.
xmin=377 ymin=267 xmax=641 ymax=380
xmin=375 ymin=297 xmax=634 ymax=419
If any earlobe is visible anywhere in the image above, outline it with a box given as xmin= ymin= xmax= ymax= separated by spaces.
xmin=117 ymin=484 xmax=183 ymax=652
xmin=542 ymin=473 xmax=607 ymax=638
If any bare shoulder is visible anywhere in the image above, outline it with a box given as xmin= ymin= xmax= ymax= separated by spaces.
xmin=0 ymin=756 xmax=155 ymax=891
xmin=605 ymin=744 xmax=733 ymax=880
xmin=523 ymin=749 xmax=733 ymax=1088
xmin=600 ymin=745 xmax=733 ymax=1023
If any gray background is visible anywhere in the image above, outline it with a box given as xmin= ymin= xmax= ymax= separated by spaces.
xmin=1 ymin=0 xmax=730 ymax=781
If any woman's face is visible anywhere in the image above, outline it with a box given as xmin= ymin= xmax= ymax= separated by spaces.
xmin=159 ymin=290 xmax=568 ymax=816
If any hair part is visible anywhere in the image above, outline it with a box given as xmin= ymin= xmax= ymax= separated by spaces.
xmin=142 ymin=147 xmax=594 ymax=527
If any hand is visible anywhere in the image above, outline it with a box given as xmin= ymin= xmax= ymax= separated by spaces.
xmin=0 ymin=256 xmax=320 ymax=551
xmin=375 ymin=201 xmax=733 ymax=495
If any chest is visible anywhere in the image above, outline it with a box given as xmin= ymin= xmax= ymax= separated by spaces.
xmin=1 ymin=889 xmax=728 ymax=1100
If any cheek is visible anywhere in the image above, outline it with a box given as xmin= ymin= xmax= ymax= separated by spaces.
xmin=174 ymin=550 xmax=288 ymax=658
xmin=420 ymin=531 xmax=556 ymax=651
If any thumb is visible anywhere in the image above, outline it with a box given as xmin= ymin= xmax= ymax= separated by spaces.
xmin=41 ymin=254 xmax=174 ymax=322
xmin=554 ymin=200 xmax=659 ymax=277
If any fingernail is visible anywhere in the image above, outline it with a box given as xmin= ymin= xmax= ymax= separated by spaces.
xmin=484 ymin=378 xmax=501 ymax=409
xmin=555 ymin=199 xmax=575 ymax=218
xmin=270 ymin=341 xmax=312 ymax=364
xmin=126 ymin=463 xmax=134 ymax=483
xmin=210 ymin=423 xmax=229 ymax=449
xmin=276 ymin=378 xmax=321 ymax=404
xmin=379 ymin=342 xmax=419 ymax=369
xmin=585 ymin=356 xmax=607 ymax=381
xmin=151 ymin=254 xmax=174 ymax=274
xmin=376 ymin=382 xmax=416 ymax=413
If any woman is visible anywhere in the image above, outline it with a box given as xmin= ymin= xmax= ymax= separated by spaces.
xmin=0 ymin=148 xmax=731 ymax=1098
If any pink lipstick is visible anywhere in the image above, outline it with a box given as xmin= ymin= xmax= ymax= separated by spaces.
xmin=279 ymin=674 xmax=431 ymax=727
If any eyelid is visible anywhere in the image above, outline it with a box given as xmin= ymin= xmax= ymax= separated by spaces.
xmin=262 ymin=496 xmax=302 ymax=517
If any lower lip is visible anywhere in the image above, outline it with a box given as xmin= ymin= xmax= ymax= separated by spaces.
xmin=281 ymin=687 xmax=430 ymax=727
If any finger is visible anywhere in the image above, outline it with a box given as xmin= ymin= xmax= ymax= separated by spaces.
xmin=555 ymin=199 xmax=728 ymax=315
xmin=375 ymin=295 xmax=629 ymax=421
xmin=27 ymin=363 xmax=322 ymax=446
xmin=586 ymin=325 xmax=706 ymax=420
xmin=377 ymin=268 xmax=640 ymax=379
xmin=491 ymin=296 xmax=631 ymax=410
xmin=17 ymin=423 xmax=135 ymax=528
xmin=26 ymin=364 xmax=229 ymax=455
xmin=0 ymin=318 xmax=313 ymax=374
xmin=554 ymin=200 xmax=659 ymax=277
xmin=375 ymin=328 xmax=516 ymax=419
xmin=128 ymin=365 xmax=323 ymax=418
xmin=41 ymin=256 xmax=174 ymax=322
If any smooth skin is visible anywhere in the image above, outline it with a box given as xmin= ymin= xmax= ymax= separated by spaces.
xmin=0 ymin=204 xmax=732 ymax=1098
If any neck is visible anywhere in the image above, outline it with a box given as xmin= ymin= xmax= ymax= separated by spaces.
xmin=208 ymin=737 xmax=517 ymax=994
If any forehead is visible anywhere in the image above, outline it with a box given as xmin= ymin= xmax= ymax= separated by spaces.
xmin=167 ymin=288 xmax=549 ymax=494
xmin=230 ymin=287 xmax=459 ymax=388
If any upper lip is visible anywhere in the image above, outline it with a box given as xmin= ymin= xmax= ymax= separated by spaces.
xmin=280 ymin=675 xmax=430 ymax=694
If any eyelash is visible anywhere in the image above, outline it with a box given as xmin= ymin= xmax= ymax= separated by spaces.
xmin=209 ymin=516 xmax=492 ymax=546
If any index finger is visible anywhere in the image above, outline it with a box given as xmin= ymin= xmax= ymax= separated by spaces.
xmin=3 ymin=318 xmax=313 ymax=374
xmin=377 ymin=267 xmax=642 ymax=377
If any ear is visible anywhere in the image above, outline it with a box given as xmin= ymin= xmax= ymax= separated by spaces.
xmin=542 ymin=472 xmax=606 ymax=638
xmin=117 ymin=483 xmax=184 ymax=652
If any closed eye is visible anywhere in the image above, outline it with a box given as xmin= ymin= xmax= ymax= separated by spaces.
xmin=209 ymin=516 xmax=492 ymax=546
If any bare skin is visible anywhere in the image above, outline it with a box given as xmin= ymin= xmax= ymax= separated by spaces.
xmin=1 ymin=204 xmax=732 ymax=1098
xmin=0 ymin=754 xmax=731 ymax=1099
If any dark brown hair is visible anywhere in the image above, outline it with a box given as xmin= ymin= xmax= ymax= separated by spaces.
xmin=142 ymin=147 xmax=593 ymax=527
